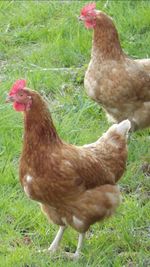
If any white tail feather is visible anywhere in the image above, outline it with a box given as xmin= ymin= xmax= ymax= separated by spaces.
xmin=106 ymin=119 xmax=131 ymax=137
xmin=116 ymin=120 xmax=131 ymax=135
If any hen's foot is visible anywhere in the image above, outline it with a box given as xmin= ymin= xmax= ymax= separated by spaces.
xmin=48 ymin=225 xmax=66 ymax=253
xmin=38 ymin=225 xmax=66 ymax=254
xmin=64 ymin=232 xmax=85 ymax=260
xmin=65 ymin=251 xmax=81 ymax=260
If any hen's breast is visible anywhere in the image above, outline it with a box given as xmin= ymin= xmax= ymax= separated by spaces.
xmin=84 ymin=60 xmax=101 ymax=101
xmin=84 ymin=59 xmax=121 ymax=104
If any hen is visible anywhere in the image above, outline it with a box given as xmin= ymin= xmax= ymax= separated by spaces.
xmin=6 ymin=79 xmax=131 ymax=259
xmin=79 ymin=3 xmax=150 ymax=131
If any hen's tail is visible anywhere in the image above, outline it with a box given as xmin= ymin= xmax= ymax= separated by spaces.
xmin=100 ymin=119 xmax=131 ymax=144
xmin=109 ymin=119 xmax=131 ymax=137
xmin=84 ymin=120 xmax=131 ymax=150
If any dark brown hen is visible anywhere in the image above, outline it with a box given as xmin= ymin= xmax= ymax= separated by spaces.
xmin=6 ymin=80 xmax=130 ymax=259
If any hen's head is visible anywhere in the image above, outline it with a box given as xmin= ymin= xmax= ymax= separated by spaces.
xmin=6 ymin=80 xmax=33 ymax=112
xmin=79 ymin=3 xmax=115 ymax=31
xmin=79 ymin=3 xmax=97 ymax=29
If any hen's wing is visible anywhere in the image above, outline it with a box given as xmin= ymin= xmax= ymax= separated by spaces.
xmin=61 ymin=136 xmax=126 ymax=190
xmin=121 ymin=58 xmax=150 ymax=103
xmin=60 ymin=142 xmax=112 ymax=190
xmin=88 ymin=58 xmax=150 ymax=109
xmin=67 ymin=121 xmax=129 ymax=190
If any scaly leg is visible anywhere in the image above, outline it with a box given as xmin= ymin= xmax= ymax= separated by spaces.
xmin=65 ymin=233 xmax=85 ymax=260
xmin=48 ymin=226 xmax=66 ymax=253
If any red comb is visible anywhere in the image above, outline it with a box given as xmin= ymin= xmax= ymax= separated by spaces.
xmin=81 ymin=2 xmax=96 ymax=16
xmin=9 ymin=79 xmax=26 ymax=95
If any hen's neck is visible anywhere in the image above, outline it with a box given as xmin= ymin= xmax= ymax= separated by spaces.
xmin=23 ymin=98 xmax=61 ymax=150
xmin=92 ymin=17 xmax=124 ymax=61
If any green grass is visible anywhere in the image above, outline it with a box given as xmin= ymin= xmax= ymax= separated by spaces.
xmin=0 ymin=0 xmax=150 ymax=266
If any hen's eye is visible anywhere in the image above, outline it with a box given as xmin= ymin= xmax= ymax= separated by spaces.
xmin=18 ymin=92 xmax=24 ymax=97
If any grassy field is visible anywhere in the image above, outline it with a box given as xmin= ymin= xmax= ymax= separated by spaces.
xmin=0 ymin=0 xmax=150 ymax=266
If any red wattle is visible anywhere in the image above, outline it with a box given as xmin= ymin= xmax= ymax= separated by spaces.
xmin=13 ymin=102 xmax=26 ymax=112
xmin=85 ymin=20 xmax=96 ymax=29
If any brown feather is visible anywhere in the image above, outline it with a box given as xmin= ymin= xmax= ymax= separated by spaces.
xmin=19 ymin=90 xmax=129 ymax=233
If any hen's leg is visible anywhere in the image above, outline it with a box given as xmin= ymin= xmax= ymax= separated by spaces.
xmin=65 ymin=233 xmax=85 ymax=260
xmin=48 ymin=226 xmax=66 ymax=252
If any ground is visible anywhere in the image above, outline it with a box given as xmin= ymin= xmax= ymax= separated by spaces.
xmin=0 ymin=1 xmax=150 ymax=266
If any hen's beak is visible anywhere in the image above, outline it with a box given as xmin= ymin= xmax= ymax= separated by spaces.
xmin=5 ymin=95 xmax=15 ymax=103
xmin=78 ymin=15 xmax=85 ymax=21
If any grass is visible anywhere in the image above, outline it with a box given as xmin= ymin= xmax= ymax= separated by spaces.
xmin=0 ymin=0 xmax=150 ymax=266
